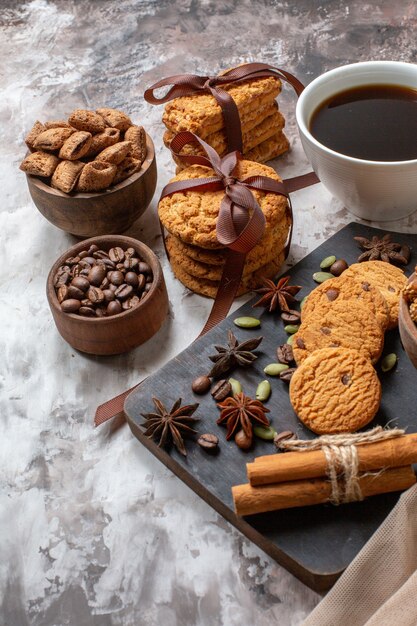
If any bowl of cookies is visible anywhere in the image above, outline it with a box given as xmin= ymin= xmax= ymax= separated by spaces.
xmin=20 ymin=108 xmax=157 ymax=238
xmin=399 ymin=270 xmax=417 ymax=369
xmin=46 ymin=235 xmax=169 ymax=355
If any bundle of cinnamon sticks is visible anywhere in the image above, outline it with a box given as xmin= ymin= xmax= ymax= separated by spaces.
xmin=232 ymin=433 xmax=417 ymax=516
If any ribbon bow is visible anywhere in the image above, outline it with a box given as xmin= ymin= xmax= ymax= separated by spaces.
xmin=160 ymin=131 xmax=289 ymax=254
xmin=144 ymin=62 xmax=305 ymax=153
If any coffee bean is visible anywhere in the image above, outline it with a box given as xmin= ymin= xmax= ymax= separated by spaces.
xmin=274 ymin=430 xmax=296 ymax=448
xmin=61 ymin=299 xmax=81 ymax=313
xmin=54 ymin=271 xmax=70 ymax=287
xmin=144 ymin=283 xmax=152 ymax=293
xmin=81 ymin=299 xmax=93 ymax=307
xmin=81 ymin=256 xmax=96 ymax=266
xmin=100 ymin=277 xmax=110 ymax=290
xmin=79 ymin=306 xmax=96 ymax=317
xmin=87 ymin=287 xmax=105 ymax=304
xmin=93 ymin=250 xmax=109 ymax=259
xmin=125 ymin=247 xmax=135 ymax=258
xmin=95 ymin=306 xmax=106 ymax=318
xmin=100 ymin=258 xmax=116 ymax=270
xmin=79 ymin=250 xmax=89 ymax=259
xmin=125 ymin=271 xmax=139 ymax=287
xmin=115 ymin=284 xmax=133 ymax=300
xmin=71 ymin=276 xmax=90 ymax=292
xmin=71 ymin=264 xmax=82 ymax=277
xmin=330 ymin=259 xmax=348 ymax=276
xmin=88 ymin=265 xmax=106 ymax=286
xmin=279 ymin=367 xmax=297 ymax=383
xmin=281 ymin=309 xmax=301 ymax=323
xmin=65 ymin=256 xmax=80 ymax=265
xmin=197 ymin=433 xmax=219 ymax=451
xmin=145 ymin=274 xmax=153 ymax=283
xmin=102 ymin=289 xmax=115 ymax=302
xmin=107 ymin=300 xmax=122 ymax=316
xmin=109 ymin=247 xmax=125 ymax=263
xmin=67 ymin=285 xmax=84 ymax=300
xmin=108 ymin=270 xmax=124 ymax=286
xmin=138 ymin=274 xmax=146 ymax=290
xmin=57 ymin=285 xmax=68 ymax=303
xmin=277 ymin=344 xmax=294 ymax=364
xmin=109 ymin=283 xmax=118 ymax=292
xmin=138 ymin=261 xmax=151 ymax=274
xmin=116 ymin=263 xmax=126 ymax=272
xmin=124 ymin=257 xmax=139 ymax=270
xmin=192 ymin=375 xmax=211 ymax=395
xmin=88 ymin=244 xmax=99 ymax=254
xmin=80 ymin=268 xmax=90 ymax=276
xmin=211 ymin=379 xmax=232 ymax=401
xmin=122 ymin=295 xmax=140 ymax=310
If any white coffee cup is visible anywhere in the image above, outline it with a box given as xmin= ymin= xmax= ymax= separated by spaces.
xmin=296 ymin=61 xmax=417 ymax=221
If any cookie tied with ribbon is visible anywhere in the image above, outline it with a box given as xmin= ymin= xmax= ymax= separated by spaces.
xmin=145 ymin=62 xmax=303 ymax=167
xmin=158 ymin=131 xmax=291 ymax=331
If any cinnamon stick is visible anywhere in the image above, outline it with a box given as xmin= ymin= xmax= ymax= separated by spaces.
xmin=232 ymin=466 xmax=416 ymax=516
xmin=248 ymin=433 xmax=417 ymax=486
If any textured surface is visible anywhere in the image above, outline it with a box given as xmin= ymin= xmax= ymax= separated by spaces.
xmin=290 ymin=348 xmax=381 ymax=434
xmin=2 ymin=1 xmax=417 ymax=625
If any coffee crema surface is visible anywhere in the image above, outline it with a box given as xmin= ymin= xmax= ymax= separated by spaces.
xmin=309 ymin=84 xmax=417 ymax=162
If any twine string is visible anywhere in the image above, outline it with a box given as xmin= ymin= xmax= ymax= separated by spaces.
xmin=276 ymin=426 xmax=405 ymax=505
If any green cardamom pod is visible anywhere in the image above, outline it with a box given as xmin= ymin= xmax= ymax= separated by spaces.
xmin=264 ymin=363 xmax=289 ymax=376
xmin=320 ymin=255 xmax=337 ymax=269
xmin=284 ymin=324 xmax=300 ymax=334
xmin=381 ymin=353 xmax=398 ymax=372
xmin=253 ymin=425 xmax=277 ymax=441
xmin=313 ymin=271 xmax=334 ymax=284
xmin=229 ymin=377 xmax=243 ymax=396
xmin=256 ymin=380 xmax=271 ymax=401
xmin=233 ymin=316 xmax=261 ymax=328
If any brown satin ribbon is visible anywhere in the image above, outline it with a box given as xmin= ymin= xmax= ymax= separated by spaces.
xmin=144 ymin=62 xmax=305 ymax=153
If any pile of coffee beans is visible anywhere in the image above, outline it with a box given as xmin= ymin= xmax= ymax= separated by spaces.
xmin=53 ymin=243 xmax=153 ymax=317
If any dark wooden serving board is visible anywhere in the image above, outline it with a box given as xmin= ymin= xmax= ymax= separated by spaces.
xmin=125 ymin=223 xmax=417 ymax=592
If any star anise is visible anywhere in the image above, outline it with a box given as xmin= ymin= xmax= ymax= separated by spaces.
xmin=208 ymin=330 xmax=262 ymax=379
xmin=354 ymin=234 xmax=410 ymax=265
xmin=216 ymin=392 xmax=270 ymax=440
xmin=252 ymin=276 xmax=302 ymax=313
xmin=140 ymin=397 xmax=199 ymax=456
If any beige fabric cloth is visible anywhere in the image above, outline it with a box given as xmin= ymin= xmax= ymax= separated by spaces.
xmin=303 ymin=484 xmax=417 ymax=626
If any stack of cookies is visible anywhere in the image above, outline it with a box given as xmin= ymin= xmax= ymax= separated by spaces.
xmin=289 ymin=260 xmax=407 ymax=434
xmin=162 ymin=74 xmax=289 ymax=172
xmin=158 ymin=160 xmax=290 ymax=297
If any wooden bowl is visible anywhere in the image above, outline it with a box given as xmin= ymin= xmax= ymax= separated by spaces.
xmin=26 ymin=133 xmax=157 ymax=238
xmin=46 ymin=235 xmax=169 ymax=355
xmin=399 ymin=273 xmax=417 ymax=369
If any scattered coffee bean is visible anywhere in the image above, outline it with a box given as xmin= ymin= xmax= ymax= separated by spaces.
xmin=279 ymin=367 xmax=297 ymax=383
xmin=264 ymin=363 xmax=289 ymax=376
xmin=330 ymin=259 xmax=348 ymax=276
xmin=197 ymin=433 xmax=219 ymax=451
xmin=281 ymin=309 xmax=301 ymax=323
xmin=235 ymin=429 xmax=253 ymax=450
xmin=228 ymin=377 xmax=242 ymax=397
xmin=256 ymin=380 xmax=271 ymax=402
xmin=233 ymin=316 xmax=261 ymax=329
xmin=55 ymin=244 xmax=154 ymax=317
xmin=192 ymin=375 xmax=212 ymax=395
xmin=381 ymin=353 xmax=398 ymax=372
xmin=274 ymin=430 xmax=296 ymax=448
xmin=211 ymin=379 xmax=232 ymax=401
xmin=253 ymin=425 xmax=276 ymax=440
xmin=277 ymin=344 xmax=294 ymax=364
xmin=320 ymin=255 xmax=336 ymax=269
xmin=313 ymin=271 xmax=334 ymax=283
xmin=61 ymin=299 xmax=81 ymax=313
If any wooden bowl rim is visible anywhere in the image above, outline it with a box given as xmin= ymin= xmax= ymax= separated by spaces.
xmin=399 ymin=272 xmax=417 ymax=338
xmin=47 ymin=235 xmax=165 ymax=325
xmin=26 ymin=132 xmax=155 ymax=198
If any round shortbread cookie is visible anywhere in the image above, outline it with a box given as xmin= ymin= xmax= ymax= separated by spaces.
xmin=165 ymin=218 xmax=290 ymax=282
xmin=169 ymin=251 xmax=285 ymax=298
xmin=158 ymin=160 xmax=288 ymax=249
xmin=301 ymin=275 xmax=390 ymax=331
xmin=292 ymin=299 xmax=384 ymax=365
xmin=290 ymin=348 xmax=381 ymax=434
xmin=343 ymin=261 xmax=407 ymax=329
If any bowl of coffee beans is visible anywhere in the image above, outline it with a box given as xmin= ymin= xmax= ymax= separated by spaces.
xmin=47 ymin=235 xmax=169 ymax=355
